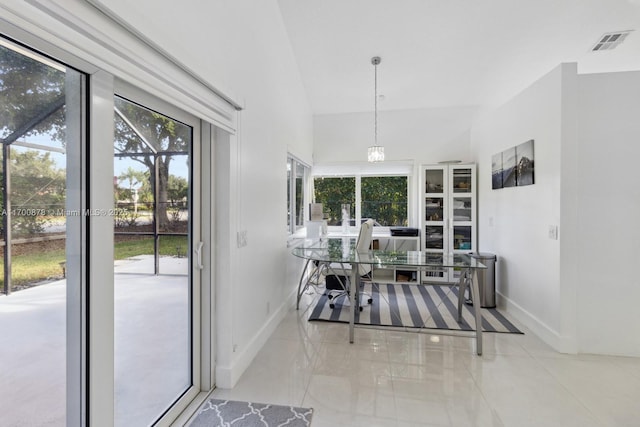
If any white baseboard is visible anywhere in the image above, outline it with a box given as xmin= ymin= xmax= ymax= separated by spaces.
xmin=498 ymin=292 xmax=577 ymax=354
xmin=214 ymin=290 xmax=294 ymax=389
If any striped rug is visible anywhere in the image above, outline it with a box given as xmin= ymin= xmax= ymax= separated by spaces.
xmin=309 ymin=283 xmax=523 ymax=334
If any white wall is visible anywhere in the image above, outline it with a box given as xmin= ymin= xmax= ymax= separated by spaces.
xmin=574 ymin=70 xmax=640 ymax=356
xmin=314 ymin=106 xmax=477 ymax=164
xmin=471 ymin=64 xmax=640 ymax=357
xmin=198 ymin=2 xmax=315 ymax=386
xmin=471 ymin=64 xmax=565 ymax=348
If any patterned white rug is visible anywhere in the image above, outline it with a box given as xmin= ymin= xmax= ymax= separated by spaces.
xmin=190 ymin=398 xmax=313 ymax=427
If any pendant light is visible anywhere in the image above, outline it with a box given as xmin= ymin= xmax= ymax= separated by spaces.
xmin=367 ymin=56 xmax=384 ymax=162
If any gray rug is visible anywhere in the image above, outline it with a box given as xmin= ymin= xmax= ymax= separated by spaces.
xmin=190 ymin=398 xmax=313 ymax=427
xmin=310 ymin=283 xmax=523 ymax=334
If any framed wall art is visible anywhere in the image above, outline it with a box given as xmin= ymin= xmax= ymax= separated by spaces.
xmin=492 ymin=139 xmax=535 ymax=189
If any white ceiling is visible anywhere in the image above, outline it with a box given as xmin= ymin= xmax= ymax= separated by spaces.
xmin=277 ymin=0 xmax=640 ymax=115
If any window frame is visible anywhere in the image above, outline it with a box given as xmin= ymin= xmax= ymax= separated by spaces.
xmin=287 ymin=154 xmax=310 ymax=235
xmin=313 ymin=173 xmax=411 ymax=231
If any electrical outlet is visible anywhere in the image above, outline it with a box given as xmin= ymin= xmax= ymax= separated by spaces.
xmin=237 ymin=230 xmax=248 ymax=247
xmin=548 ymin=225 xmax=558 ymax=240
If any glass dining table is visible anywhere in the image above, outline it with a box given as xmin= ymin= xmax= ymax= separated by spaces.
xmin=292 ymin=237 xmax=487 ymax=355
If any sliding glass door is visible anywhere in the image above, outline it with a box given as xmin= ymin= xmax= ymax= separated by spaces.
xmin=1 ymin=28 xmax=212 ymax=426
xmin=112 ymin=88 xmax=201 ymax=426
xmin=0 ymin=37 xmax=85 ymax=425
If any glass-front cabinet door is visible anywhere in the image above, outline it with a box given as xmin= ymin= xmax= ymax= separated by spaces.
xmin=421 ymin=164 xmax=476 ymax=283
xmin=423 ymin=167 xmax=448 ymax=281
xmin=450 ymin=166 xmax=475 ymax=250
xmin=448 ymin=165 xmax=476 ymax=281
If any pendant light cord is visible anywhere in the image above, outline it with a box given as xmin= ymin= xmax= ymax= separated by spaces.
xmin=374 ymin=59 xmax=378 ymax=145
xmin=368 ymin=56 xmax=383 ymax=162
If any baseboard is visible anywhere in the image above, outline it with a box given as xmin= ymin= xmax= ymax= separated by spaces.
xmin=498 ymin=292 xmax=577 ymax=354
xmin=214 ymin=290 xmax=293 ymax=389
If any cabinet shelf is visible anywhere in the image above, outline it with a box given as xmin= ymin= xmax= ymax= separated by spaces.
xmin=370 ymin=235 xmax=420 ymax=284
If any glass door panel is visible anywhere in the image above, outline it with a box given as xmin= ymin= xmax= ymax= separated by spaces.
xmin=160 ymin=154 xmax=189 ymax=233
xmin=453 ymin=225 xmax=472 ymax=251
xmin=425 ymin=226 xmax=444 ymax=250
xmin=452 ymin=197 xmax=472 ymax=222
xmin=425 ymin=197 xmax=444 ymax=222
xmin=452 ymin=168 xmax=472 ymax=193
xmin=158 ymin=235 xmax=189 ymax=275
xmin=113 ymin=96 xmax=193 ymax=426
xmin=0 ymin=39 xmax=84 ymax=426
xmin=425 ymin=169 xmax=444 ymax=194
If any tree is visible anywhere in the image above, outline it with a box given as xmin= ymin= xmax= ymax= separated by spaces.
xmin=313 ymin=176 xmax=408 ymax=226
xmin=313 ymin=177 xmax=356 ymax=225
xmin=361 ymin=176 xmax=407 ymax=226
xmin=0 ymin=45 xmax=66 ymax=141
xmin=167 ymin=175 xmax=188 ymax=207
xmin=1 ymin=43 xmax=67 ymax=238
xmin=2 ymin=149 xmax=66 ymax=235
xmin=116 ymin=167 xmax=150 ymax=203
xmin=118 ymin=167 xmax=147 ymax=192
xmin=113 ymin=97 xmax=190 ymax=229
xmin=2 ymin=43 xmax=190 ymax=232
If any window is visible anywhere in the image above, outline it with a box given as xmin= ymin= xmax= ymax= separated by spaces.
xmin=314 ymin=175 xmax=408 ymax=227
xmin=362 ymin=176 xmax=408 ymax=226
xmin=312 ymin=177 xmax=355 ymax=225
xmin=287 ymin=156 xmax=309 ymax=234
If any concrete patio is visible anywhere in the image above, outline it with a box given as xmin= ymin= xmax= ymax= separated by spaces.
xmin=0 ymin=255 xmax=190 ymax=426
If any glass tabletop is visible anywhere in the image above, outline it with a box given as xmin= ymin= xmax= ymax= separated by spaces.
xmin=291 ymin=238 xmax=486 ymax=269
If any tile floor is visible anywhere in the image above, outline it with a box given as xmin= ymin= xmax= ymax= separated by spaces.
xmin=210 ymin=292 xmax=640 ymax=427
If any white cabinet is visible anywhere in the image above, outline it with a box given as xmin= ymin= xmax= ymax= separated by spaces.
xmin=421 ymin=164 xmax=476 ymax=283
xmin=369 ymin=235 xmax=421 ymax=284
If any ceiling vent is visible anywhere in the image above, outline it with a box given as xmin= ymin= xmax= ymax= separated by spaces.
xmin=591 ymin=31 xmax=632 ymax=51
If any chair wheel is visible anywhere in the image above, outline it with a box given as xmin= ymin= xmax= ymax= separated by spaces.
xmin=329 ymin=303 xmax=335 ymax=309
xmin=327 ymin=295 xmax=333 ymax=300
xmin=359 ymin=306 xmax=363 ymax=312
xmin=367 ymin=298 xmax=373 ymax=304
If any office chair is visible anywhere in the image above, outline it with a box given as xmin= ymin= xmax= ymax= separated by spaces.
xmin=326 ymin=219 xmax=375 ymax=310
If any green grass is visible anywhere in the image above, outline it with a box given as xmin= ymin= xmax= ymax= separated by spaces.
xmin=2 ymin=248 xmax=67 ymax=287
xmin=1 ymin=235 xmax=188 ymax=288
xmin=114 ymin=235 xmax=188 ymax=259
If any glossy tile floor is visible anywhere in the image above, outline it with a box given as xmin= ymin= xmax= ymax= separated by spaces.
xmin=211 ymin=291 xmax=640 ymax=427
